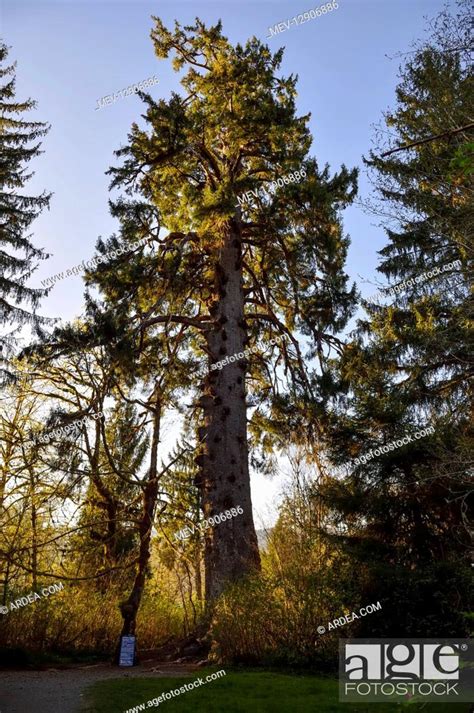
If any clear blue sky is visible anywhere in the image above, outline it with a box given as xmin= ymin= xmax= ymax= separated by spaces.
xmin=2 ymin=0 xmax=448 ymax=523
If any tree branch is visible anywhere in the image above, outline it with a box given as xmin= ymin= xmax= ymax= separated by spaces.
xmin=380 ymin=123 xmax=474 ymax=158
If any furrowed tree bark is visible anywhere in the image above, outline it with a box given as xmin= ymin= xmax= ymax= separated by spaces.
xmin=197 ymin=220 xmax=261 ymax=601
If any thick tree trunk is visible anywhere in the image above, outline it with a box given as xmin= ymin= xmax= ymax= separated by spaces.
xmin=197 ymin=221 xmax=260 ymax=601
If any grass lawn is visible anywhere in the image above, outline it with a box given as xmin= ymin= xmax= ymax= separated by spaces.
xmin=82 ymin=669 xmax=471 ymax=712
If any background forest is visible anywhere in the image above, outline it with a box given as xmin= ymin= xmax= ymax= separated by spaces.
xmin=0 ymin=0 xmax=472 ymax=681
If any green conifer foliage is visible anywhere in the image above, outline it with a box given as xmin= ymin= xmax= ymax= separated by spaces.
xmin=0 ymin=43 xmax=51 ymax=382
xmin=98 ymin=19 xmax=357 ymax=600
xmin=322 ymin=1 xmax=472 ymax=636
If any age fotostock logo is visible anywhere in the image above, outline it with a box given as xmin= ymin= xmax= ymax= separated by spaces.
xmin=339 ymin=639 xmax=473 ymax=702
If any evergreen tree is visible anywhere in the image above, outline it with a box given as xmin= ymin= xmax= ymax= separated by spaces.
xmin=103 ymin=19 xmax=357 ymax=601
xmin=322 ymin=0 xmax=472 ymax=635
xmin=0 ymin=43 xmax=51 ymax=383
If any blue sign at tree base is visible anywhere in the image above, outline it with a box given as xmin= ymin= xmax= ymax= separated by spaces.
xmin=119 ymin=635 xmax=136 ymax=666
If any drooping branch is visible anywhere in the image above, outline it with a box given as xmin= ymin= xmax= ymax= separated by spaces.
xmin=138 ymin=314 xmax=211 ymax=332
xmin=245 ymin=312 xmax=315 ymax=398
xmin=380 ymin=122 xmax=474 ymax=157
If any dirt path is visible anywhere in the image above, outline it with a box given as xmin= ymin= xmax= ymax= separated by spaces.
xmin=0 ymin=661 xmax=198 ymax=713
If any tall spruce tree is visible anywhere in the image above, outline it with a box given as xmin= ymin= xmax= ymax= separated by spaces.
xmin=90 ymin=19 xmax=358 ymax=601
xmin=322 ymin=0 xmax=472 ymax=635
xmin=0 ymin=43 xmax=51 ymax=383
